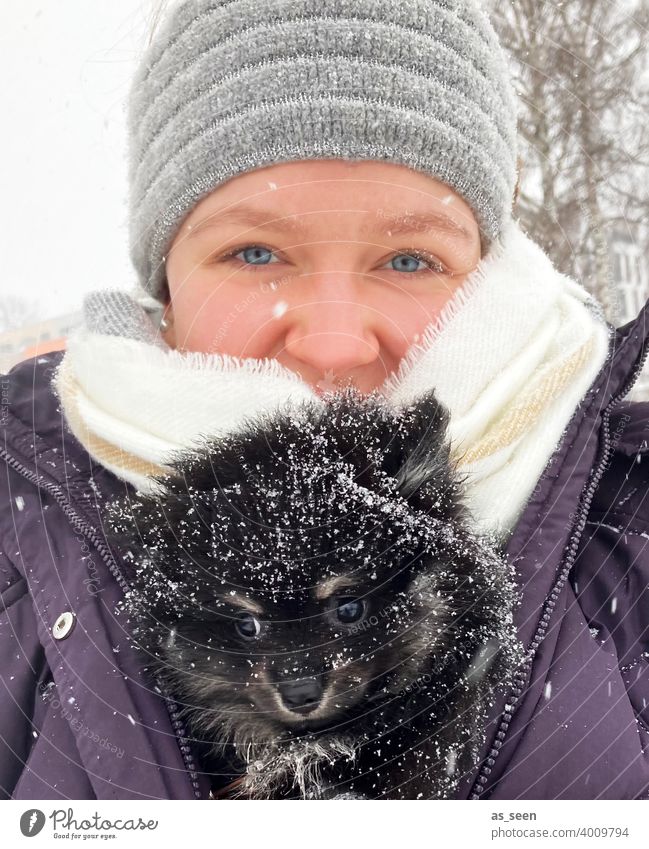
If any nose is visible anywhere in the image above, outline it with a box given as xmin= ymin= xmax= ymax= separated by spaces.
xmin=278 ymin=678 xmax=323 ymax=714
xmin=283 ymin=275 xmax=379 ymax=378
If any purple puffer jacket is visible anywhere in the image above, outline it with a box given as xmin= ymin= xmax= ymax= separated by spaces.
xmin=1 ymin=300 xmax=649 ymax=801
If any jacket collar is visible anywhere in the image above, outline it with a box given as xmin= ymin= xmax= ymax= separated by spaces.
xmin=505 ymin=296 xmax=649 ymax=643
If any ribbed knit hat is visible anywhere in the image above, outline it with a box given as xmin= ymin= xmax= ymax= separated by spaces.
xmin=128 ymin=0 xmax=519 ymax=303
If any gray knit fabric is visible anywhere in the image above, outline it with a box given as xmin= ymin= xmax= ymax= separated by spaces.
xmin=82 ymin=288 xmax=168 ymax=347
xmin=127 ymin=0 xmax=519 ymax=302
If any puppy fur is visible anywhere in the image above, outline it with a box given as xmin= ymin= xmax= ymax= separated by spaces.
xmin=103 ymin=388 xmax=524 ymax=799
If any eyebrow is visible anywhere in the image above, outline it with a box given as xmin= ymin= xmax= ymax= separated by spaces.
xmin=219 ymin=592 xmax=264 ymax=615
xmin=185 ymin=204 xmax=474 ymax=244
xmin=314 ymin=575 xmax=359 ymax=601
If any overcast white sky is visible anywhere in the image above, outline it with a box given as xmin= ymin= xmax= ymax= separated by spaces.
xmin=0 ymin=2 xmax=155 ymax=321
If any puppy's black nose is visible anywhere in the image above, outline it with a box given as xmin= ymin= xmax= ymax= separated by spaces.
xmin=278 ymin=678 xmax=323 ymax=713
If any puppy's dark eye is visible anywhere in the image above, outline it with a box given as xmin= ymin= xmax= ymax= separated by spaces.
xmin=335 ymin=598 xmax=367 ymax=624
xmin=235 ymin=613 xmax=262 ymax=640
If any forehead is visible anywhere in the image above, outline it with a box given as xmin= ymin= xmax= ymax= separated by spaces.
xmin=223 ymin=565 xmax=388 ymax=615
xmin=182 ymin=430 xmax=435 ymax=595
xmin=207 ymin=499 xmax=428 ymax=603
xmin=180 ymin=159 xmax=480 ymax=244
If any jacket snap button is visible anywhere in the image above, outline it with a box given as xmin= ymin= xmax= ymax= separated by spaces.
xmin=52 ymin=612 xmax=76 ymax=640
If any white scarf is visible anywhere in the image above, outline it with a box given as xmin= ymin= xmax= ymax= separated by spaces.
xmin=53 ymin=220 xmax=611 ymax=538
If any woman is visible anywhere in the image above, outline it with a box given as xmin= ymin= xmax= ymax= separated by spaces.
xmin=1 ymin=0 xmax=648 ymax=800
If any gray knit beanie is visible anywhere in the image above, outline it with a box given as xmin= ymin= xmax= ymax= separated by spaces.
xmin=128 ymin=0 xmax=518 ymax=303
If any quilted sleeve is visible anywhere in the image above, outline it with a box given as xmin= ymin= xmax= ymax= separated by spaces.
xmin=0 ymin=535 xmax=48 ymax=798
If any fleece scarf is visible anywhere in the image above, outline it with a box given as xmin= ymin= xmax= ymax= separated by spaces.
xmin=53 ymin=220 xmax=611 ymax=538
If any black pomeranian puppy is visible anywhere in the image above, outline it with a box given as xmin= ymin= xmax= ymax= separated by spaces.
xmin=103 ymin=388 xmax=523 ymax=800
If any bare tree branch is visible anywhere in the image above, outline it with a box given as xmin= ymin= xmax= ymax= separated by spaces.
xmin=489 ymin=0 xmax=649 ymax=323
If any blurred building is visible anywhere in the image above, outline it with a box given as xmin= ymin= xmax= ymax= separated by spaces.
xmin=0 ymin=311 xmax=81 ymax=374
xmin=611 ymin=230 xmax=649 ymax=322
xmin=608 ymin=228 xmax=649 ymax=400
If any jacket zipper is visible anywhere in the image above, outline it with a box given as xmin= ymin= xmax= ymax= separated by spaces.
xmin=469 ymin=337 xmax=649 ymax=799
xmin=0 ymin=448 xmax=203 ymax=799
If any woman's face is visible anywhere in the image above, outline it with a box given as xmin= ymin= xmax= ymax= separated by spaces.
xmin=162 ymin=160 xmax=481 ymax=395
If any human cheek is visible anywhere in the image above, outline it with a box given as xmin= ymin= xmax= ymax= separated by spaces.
xmin=176 ymin=279 xmax=284 ymax=357
xmin=377 ymin=279 xmax=465 ymax=354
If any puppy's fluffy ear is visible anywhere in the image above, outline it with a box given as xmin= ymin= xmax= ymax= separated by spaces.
xmin=385 ymin=391 xmax=460 ymax=514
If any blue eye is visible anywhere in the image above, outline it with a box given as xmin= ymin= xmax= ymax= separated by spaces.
xmin=335 ymin=597 xmax=367 ymax=624
xmin=219 ymin=245 xmax=446 ymax=275
xmin=388 ymin=250 xmax=445 ymax=274
xmin=222 ymin=245 xmax=279 ymax=267
xmin=235 ymin=613 xmax=262 ymax=639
